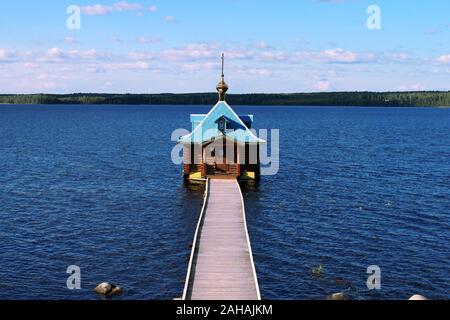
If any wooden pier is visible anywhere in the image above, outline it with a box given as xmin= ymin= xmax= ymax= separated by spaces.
xmin=182 ymin=178 xmax=261 ymax=300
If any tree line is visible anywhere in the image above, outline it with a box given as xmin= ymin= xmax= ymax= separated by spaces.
xmin=0 ymin=91 xmax=449 ymax=106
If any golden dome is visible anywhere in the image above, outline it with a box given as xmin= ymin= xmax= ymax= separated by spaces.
xmin=216 ymin=53 xmax=228 ymax=101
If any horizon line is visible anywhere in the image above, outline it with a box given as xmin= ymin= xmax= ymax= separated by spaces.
xmin=2 ymin=90 xmax=450 ymax=95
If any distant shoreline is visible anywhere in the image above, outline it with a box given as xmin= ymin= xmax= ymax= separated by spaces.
xmin=0 ymin=91 xmax=449 ymax=107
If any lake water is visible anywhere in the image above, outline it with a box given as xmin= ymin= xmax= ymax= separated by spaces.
xmin=0 ymin=105 xmax=449 ymax=300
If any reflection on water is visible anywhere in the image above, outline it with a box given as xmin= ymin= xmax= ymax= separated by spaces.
xmin=239 ymin=179 xmax=260 ymax=193
xmin=183 ymin=180 xmax=206 ymax=193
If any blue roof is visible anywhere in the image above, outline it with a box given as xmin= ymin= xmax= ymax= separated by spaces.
xmin=191 ymin=114 xmax=254 ymax=125
xmin=179 ymin=101 xmax=265 ymax=144
xmin=190 ymin=114 xmax=254 ymax=131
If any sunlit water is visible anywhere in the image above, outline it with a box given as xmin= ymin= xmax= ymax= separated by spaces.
xmin=0 ymin=105 xmax=449 ymax=300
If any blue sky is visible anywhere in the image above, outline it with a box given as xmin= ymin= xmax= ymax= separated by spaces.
xmin=0 ymin=0 xmax=449 ymax=93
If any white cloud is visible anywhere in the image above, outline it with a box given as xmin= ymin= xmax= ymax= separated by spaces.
xmin=137 ymin=36 xmax=160 ymax=44
xmin=182 ymin=62 xmax=216 ymax=72
xmin=114 ymin=1 xmax=142 ymax=12
xmin=225 ymin=49 xmax=252 ymax=59
xmin=45 ymin=48 xmax=64 ymax=60
xmin=148 ymin=5 xmax=158 ymax=13
xmin=67 ymin=49 xmax=100 ymax=59
xmin=81 ymin=2 xmax=143 ymax=16
xmin=259 ymin=51 xmax=285 ymax=61
xmin=0 ymin=49 xmax=9 ymax=60
xmin=436 ymin=54 xmax=450 ymax=64
xmin=104 ymin=61 xmax=150 ymax=70
xmin=86 ymin=65 xmax=105 ymax=73
xmin=63 ymin=37 xmax=79 ymax=44
xmin=395 ymin=83 xmax=426 ymax=91
xmin=165 ymin=16 xmax=175 ymax=22
xmin=81 ymin=4 xmax=114 ymax=16
xmin=23 ymin=62 xmax=39 ymax=69
xmin=0 ymin=49 xmax=22 ymax=62
xmin=307 ymin=80 xmax=331 ymax=91
xmin=322 ymin=48 xmax=358 ymax=63
xmin=254 ymin=41 xmax=270 ymax=49
xmin=37 ymin=73 xmax=49 ymax=80
xmin=38 ymin=48 xmax=105 ymax=62
xmin=424 ymin=27 xmax=441 ymax=35
xmin=387 ymin=53 xmax=409 ymax=62
xmin=1 ymin=42 xmax=446 ymax=93
xmin=292 ymin=48 xmax=376 ymax=64
xmin=162 ymin=47 xmax=213 ymax=60
xmin=237 ymin=68 xmax=272 ymax=77
xmin=129 ymin=43 xmax=219 ymax=61
xmin=128 ymin=51 xmax=155 ymax=60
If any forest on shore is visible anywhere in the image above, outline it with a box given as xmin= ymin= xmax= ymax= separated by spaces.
xmin=1 ymin=91 xmax=449 ymax=107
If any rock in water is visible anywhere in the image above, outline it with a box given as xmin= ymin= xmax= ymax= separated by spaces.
xmin=333 ymin=277 xmax=351 ymax=286
xmin=409 ymin=294 xmax=427 ymax=300
xmin=327 ymin=292 xmax=349 ymax=300
xmin=94 ymin=282 xmax=112 ymax=295
xmin=111 ymin=286 xmax=123 ymax=296
xmin=94 ymin=282 xmax=123 ymax=296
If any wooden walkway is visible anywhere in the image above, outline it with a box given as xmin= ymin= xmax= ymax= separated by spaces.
xmin=182 ymin=178 xmax=261 ymax=300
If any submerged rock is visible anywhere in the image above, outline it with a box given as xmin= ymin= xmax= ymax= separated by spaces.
xmin=311 ymin=264 xmax=324 ymax=277
xmin=111 ymin=286 xmax=123 ymax=295
xmin=409 ymin=294 xmax=427 ymax=300
xmin=333 ymin=277 xmax=351 ymax=286
xmin=94 ymin=282 xmax=123 ymax=296
xmin=327 ymin=292 xmax=349 ymax=300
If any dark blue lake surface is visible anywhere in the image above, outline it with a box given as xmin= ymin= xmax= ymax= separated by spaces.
xmin=0 ymin=105 xmax=449 ymax=300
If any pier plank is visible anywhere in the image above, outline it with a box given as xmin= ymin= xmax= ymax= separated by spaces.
xmin=183 ymin=178 xmax=260 ymax=300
